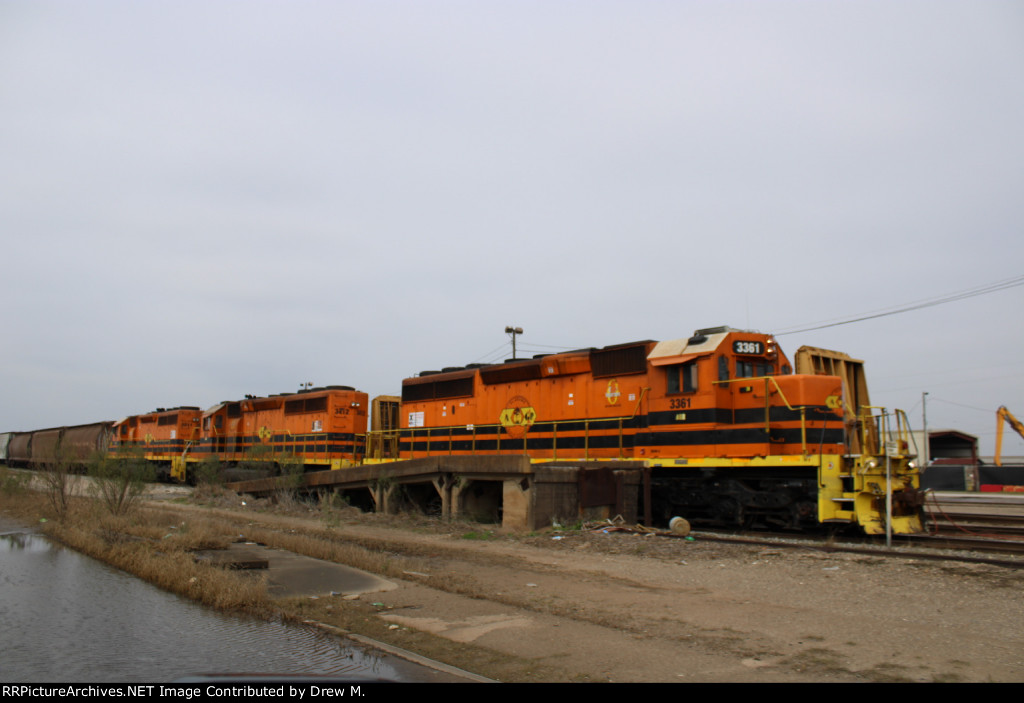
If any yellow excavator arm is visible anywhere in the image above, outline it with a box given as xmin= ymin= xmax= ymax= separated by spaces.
xmin=995 ymin=406 xmax=1024 ymax=466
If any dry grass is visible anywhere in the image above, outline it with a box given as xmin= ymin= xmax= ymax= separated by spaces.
xmin=53 ymin=519 xmax=271 ymax=612
xmin=245 ymin=525 xmax=415 ymax=578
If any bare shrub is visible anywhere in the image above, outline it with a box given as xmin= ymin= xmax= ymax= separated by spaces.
xmin=88 ymin=446 xmax=155 ymax=516
xmin=39 ymin=445 xmax=78 ymax=521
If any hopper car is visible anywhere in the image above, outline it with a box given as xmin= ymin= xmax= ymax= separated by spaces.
xmin=2 ymin=325 xmax=924 ymax=535
xmin=4 ymin=422 xmax=114 ymax=468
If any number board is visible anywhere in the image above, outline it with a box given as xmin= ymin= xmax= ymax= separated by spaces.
xmin=732 ymin=340 xmax=764 ymax=355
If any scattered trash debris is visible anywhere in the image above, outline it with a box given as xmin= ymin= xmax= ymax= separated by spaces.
xmin=669 ymin=516 xmax=691 ymax=536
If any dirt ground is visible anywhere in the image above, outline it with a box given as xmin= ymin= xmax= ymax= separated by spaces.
xmin=144 ymin=484 xmax=1024 ymax=684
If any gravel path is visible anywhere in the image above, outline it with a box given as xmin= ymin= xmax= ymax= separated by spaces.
xmin=157 ymin=493 xmax=1024 ymax=683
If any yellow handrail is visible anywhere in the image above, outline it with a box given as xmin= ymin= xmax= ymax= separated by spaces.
xmin=857 ymin=405 xmax=914 ymax=458
xmin=396 ymin=416 xmax=637 ymax=459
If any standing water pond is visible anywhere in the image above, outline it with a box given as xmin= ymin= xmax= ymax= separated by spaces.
xmin=0 ymin=525 xmax=449 ymax=682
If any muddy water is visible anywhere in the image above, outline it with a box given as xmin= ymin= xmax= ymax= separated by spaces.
xmin=0 ymin=528 xmax=446 ymax=683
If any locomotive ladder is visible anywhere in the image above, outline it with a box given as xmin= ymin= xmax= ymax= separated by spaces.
xmin=171 ymin=440 xmax=194 ymax=482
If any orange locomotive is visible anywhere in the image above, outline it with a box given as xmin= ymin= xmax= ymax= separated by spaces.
xmin=112 ymin=407 xmax=202 ymax=479
xmin=197 ymin=386 xmax=368 ymax=472
xmin=112 ymin=387 xmax=368 ymax=480
xmin=398 ymin=326 xmax=923 ymax=534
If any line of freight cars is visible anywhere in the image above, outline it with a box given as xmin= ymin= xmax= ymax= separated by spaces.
xmin=1 ymin=385 xmax=385 ymax=480
xmin=0 ymin=325 xmax=926 ymax=535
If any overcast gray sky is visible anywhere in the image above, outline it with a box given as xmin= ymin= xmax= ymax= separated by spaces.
xmin=2 ymin=1 xmax=1022 ymax=457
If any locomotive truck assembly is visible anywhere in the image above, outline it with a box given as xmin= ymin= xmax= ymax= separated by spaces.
xmin=1 ymin=326 xmax=925 ymax=535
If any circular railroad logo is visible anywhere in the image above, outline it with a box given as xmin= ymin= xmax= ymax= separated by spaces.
xmin=499 ymin=396 xmax=536 ymax=439
xmin=605 ymin=379 xmax=621 ymax=405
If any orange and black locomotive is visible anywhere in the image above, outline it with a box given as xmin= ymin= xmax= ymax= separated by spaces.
xmin=397 ymin=326 xmax=923 ymax=534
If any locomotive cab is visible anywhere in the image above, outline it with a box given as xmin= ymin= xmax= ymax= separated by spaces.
xmin=644 ymin=327 xmax=921 ymax=533
xmin=645 ymin=327 xmax=844 ymax=460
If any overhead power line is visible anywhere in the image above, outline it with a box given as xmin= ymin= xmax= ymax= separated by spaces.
xmin=475 ymin=342 xmax=580 ymax=366
xmin=470 ymin=341 xmax=512 ymax=365
xmin=930 ymin=397 xmax=994 ymax=414
xmin=775 ymin=274 xmax=1024 ymax=336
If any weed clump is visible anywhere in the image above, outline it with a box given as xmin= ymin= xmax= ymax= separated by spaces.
xmin=88 ymin=447 xmax=154 ymax=516
xmin=0 ymin=465 xmax=30 ymax=495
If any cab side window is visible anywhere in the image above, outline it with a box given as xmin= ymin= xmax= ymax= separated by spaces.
xmin=667 ymin=361 xmax=699 ymax=393
xmin=667 ymin=366 xmax=679 ymax=394
xmin=736 ymin=360 xmax=774 ymax=378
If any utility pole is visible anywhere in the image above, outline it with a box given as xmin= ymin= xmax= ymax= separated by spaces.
xmin=922 ymin=391 xmax=929 ymax=467
xmin=505 ymin=326 xmax=523 ymax=360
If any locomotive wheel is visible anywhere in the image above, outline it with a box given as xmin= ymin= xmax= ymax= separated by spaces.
xmin=712 ymin=496 xmax=741 ymax=523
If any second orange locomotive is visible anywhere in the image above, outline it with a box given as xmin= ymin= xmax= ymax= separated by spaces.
xmin=112 ymin=386 xmax=368 ymax=481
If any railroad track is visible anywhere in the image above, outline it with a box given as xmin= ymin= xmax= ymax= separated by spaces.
xmin=654 ymin=529 xmax=1024 ymax=568
xmin=923 ymin=490 xmax=1024 ymax=539
xmin=635 ymin=491 xmax=1024 ymax=568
